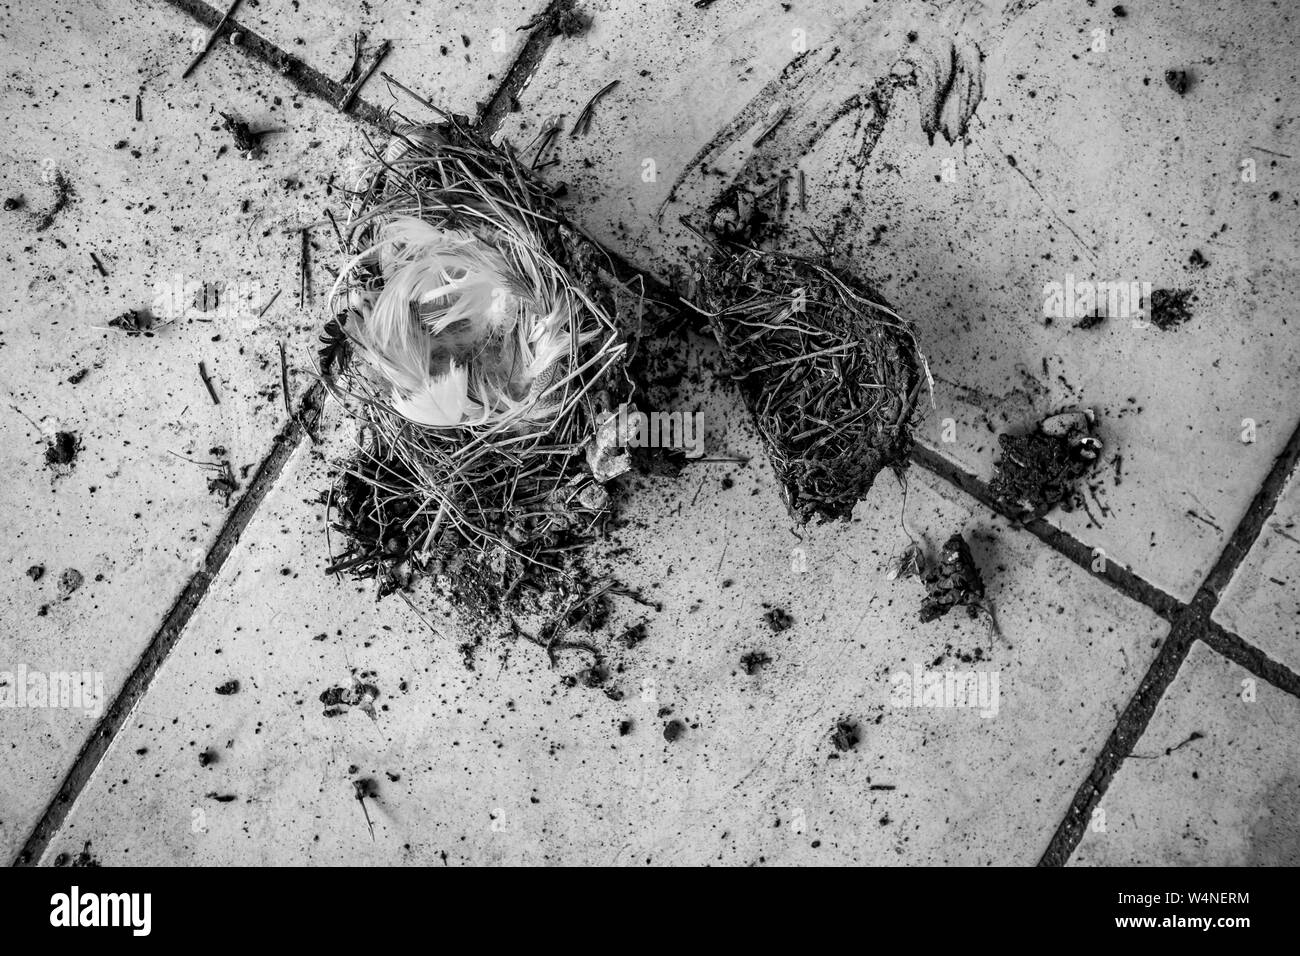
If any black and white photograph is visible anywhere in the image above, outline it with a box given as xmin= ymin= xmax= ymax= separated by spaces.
xmin=0 ymin=0 xmax=1296 ymax=912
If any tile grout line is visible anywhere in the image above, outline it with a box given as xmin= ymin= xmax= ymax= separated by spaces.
xmin=1038 ymin=414 xmax=1300 ymax=865
xmin=11 ymin=0 xmax=560 ymax=868
xmin=23 ymin=0 xmax=1297 ymax=868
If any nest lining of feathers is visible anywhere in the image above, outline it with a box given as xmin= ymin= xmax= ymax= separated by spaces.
xmin=322 ymin=122 xmax=638 ymax=600
xmin=698 ymin=245 xmax=928 ymax=524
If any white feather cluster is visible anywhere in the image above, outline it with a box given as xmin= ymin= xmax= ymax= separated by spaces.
xmin=336 ymin=216 xmax=577 ymax=429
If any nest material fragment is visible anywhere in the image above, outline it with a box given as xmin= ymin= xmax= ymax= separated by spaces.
xmin=989 ymin=407 xmax=1102 ymax=519
xmin=322 ymin=121 xmax=642 ymax=604
xmin=918 ymin=533 xmax=986 ymax=623
xmin=698 ymin=247 xmax=926 ymax=523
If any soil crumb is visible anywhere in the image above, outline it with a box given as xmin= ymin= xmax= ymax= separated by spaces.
xmin=1164 ymin=69 xmax=1192 ymax=95
xmin=1149 ymin=288 xmax=1195 ymax=330
xmin=740 ymin=650 xmax=772 ymax=674
xmin=45 ymin=431 xmax=79 ymax=469
xmin=57 ymin=568 xmax=84 ymax=599
xmin=763 ymin=607 xmax=793 ymax=632
xmin=831 ymin=719 xmax=860 ymax=752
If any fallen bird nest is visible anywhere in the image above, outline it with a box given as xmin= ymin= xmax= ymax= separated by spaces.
xmin=691 ymin=192 xmax=930 ymax=523
xmin=320 ymin=121 xmax=646 ymax=621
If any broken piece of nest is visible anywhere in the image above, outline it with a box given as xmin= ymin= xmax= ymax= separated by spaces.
xmin=687 ymin=191 xmax=930 ymax=524
xmin=319 ymin=120 xmax=650 ymax=624
xmin=990 ymin=407 xmax=1103 ymax=520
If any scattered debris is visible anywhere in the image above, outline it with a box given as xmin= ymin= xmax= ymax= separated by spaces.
xmin=990 ymin=408 xmax=1102 ymax=518
xmin=34 ymin=170 xmax=74 ymax=232
xmin=52 ymin=841 xmax=101 ymax=868
xmin=1164 ymin=68 xmax=1192 ymax=95
xmin=831 ymin=718 xmax=860 ymax=752
xmin=571 ymin=79 xmax=619 ymax=137
xmin=918 ymin=533 xmax=986 ymax=624
xmin=219 ymin=111 xmax=264 ymax=157
xmin=198 ymin=361 xmax=221 ymax=405
xmin=1149 ymin=288 xmax=1195 ymax=330
xmin=206 ymin=459 xmax=238 ymax=506
xmin=107 ymin=308 xmax=163 ymax=336
xmin=57 ymin=568 xmax=84 ymax=599
xmin=321 ymin=676 xmax=380 ymax=719
xmin=353 ymin=778 xmax=378 ymax=839
xmin=44 ymin=431 xmax=79 ymax=469
xmin=763 ymin=607 xmax=793 ymax=632
xmin=519 ymin=0 xmax=591 ymax=37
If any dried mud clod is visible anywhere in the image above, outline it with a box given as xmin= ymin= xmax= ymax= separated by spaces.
xmin=989 ymin=408 xmax=1102 ymax=519
xmin=699 ymin=247 xmax=924 ymax=523
xmin=219 ymin=112 xmax=264 ymax=156
xmin=831 ymin=719 xmax=860 ymax=752
xmin=44 ymin=430 xmax=79 ymax=469
xmin=918 ymin=534 xmax=986 ymax=624
xmin=1149 ymin=288 xmax=1195 ymax=331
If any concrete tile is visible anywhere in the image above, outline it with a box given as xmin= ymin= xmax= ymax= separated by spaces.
xmin=495 ymin=0 xmax=1300 ymax=603
xmin=1071 ymin=642 xmax=1300 ymax=866
xmin=0 ymin=0 xmax=366 ymax=860
xmin=1212 ymin=473 xmax=1300 ymax=673
xmin=235 ymin=0 xmax=542 ymax=118
xmin=42 ymin=361 xmax=1169 ymax=865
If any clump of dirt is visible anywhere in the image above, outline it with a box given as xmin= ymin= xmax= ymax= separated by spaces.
xmin=26 ymin=564 xmax=45 ymax=582
xmin=663 ymin=718 xmax=686 ymax=742
xmin=57 ymin=568 xmax=84 ymax=599
xmin=34 ymin=171 xmax=74 ymax=232
xmin=4 ymin=196 xmax=24 ymax=212
xmin=220 ymin=112 xmax=264 ymax=156
xmin=1164 ymin=69 xmax=1193 ymax=95
xmin=740 ymin=650 xmax=771 ymax=674
xmin=831 ymin=719 xmax=860 ymax=752
xmin=52 ymin=841 xmax=101 ymax=868
xmin=44 ymin=431 xmax=79 ymax=469
xmin=215 ymin=680 xmax=240 ymax=695
xmin=198 ymin=747 xmax=220 ymax=767
xmin=989 ymin=408 xmax=1102 ymax=519
xmin=763 ymin=607 xmax=793 ymax=632
xmin=1149 ymin=288 xmax=1195 ymax=330
xmin=321 ymin=674 xmax=380 ymax=719
xmin=918 ymin=534 xmax=986 ymax=624
xmin=107 ymin=308 xmax=162 ymax=336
